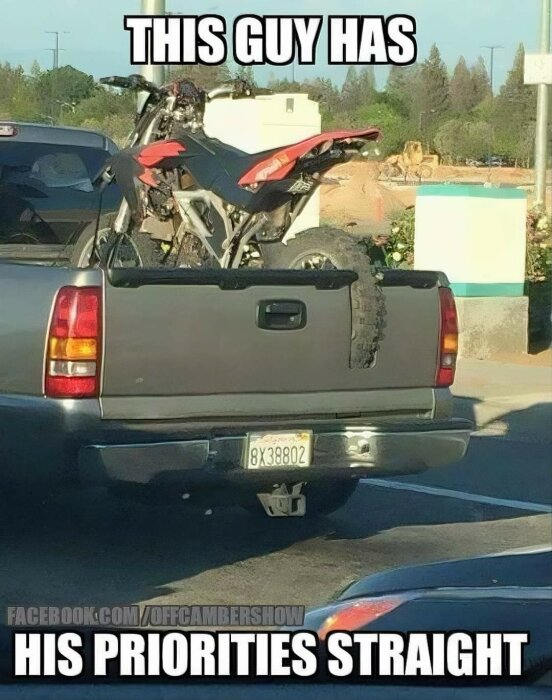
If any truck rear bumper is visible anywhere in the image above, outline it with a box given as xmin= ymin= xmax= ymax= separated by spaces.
xmin=78 ymin=419 xmax=472 ymax=487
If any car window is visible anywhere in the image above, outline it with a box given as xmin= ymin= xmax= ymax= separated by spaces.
xmin=29 ymin=152 xmax=92 ymax=191
xmin=0 ymin=142 xmax=108 ymax=193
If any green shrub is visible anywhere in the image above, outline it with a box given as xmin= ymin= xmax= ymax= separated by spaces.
xmin=384 ymin=208 xmax=415 ymax=268
xmin=526 ymin=208 xmax=552 ymax=283
xmin=381 ymin=205 xmax=552 ymax=286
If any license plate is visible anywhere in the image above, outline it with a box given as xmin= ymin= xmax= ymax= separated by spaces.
xmin=245 ymin=431 xmax=312 ymax=469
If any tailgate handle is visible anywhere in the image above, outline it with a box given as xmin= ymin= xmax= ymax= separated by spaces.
xmin=257 ymin=300 xmax=306 ymax=330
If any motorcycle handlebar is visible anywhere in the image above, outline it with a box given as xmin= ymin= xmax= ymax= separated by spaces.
xmin=206 ymin=85 xmax=236 ymax=101
xmin=100 ymin=74 xmax=162 ymax=95
xmin=206 ymin=81 xmax=273 ymax=102
xmin=100 ymin=74 xmax=273 ymax=102
xmin=252 ymin=87 xmax=274 ymax=96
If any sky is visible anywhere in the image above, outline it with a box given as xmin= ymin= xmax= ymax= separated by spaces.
xmin=0 ymin=0 xmax=538 ymax=90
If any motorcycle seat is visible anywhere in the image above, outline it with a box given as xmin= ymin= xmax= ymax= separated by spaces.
xmin=183 ymin=133 xmax=289 ymax=186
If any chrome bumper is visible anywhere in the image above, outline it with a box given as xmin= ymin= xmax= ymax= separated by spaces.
xmin=79 ymin=419 xmax=472 ymax=486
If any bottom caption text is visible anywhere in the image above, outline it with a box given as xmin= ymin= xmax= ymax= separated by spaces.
xmin=13 ymin=630 xmax=529 ymax=679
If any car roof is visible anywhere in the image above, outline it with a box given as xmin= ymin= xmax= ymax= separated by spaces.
xmin=0 ymin=121 xmax=118 ymax=153
xmin=337 ymin=549 xmax=552 ymax=600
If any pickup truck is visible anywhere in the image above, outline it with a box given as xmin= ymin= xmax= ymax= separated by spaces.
xmin=0 ymin=258 xmax=471 ymax=518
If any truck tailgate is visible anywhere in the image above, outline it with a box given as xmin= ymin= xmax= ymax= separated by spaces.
xmin=100 ymin=268 xmax=441 ymax=420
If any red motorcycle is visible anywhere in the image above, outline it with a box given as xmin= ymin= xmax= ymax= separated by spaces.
xmin=95 ymin=75 xmax=385 ymax=367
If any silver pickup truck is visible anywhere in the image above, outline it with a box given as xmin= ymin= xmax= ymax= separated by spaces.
xmin=0 ymin=261 xmax=471 ymax=517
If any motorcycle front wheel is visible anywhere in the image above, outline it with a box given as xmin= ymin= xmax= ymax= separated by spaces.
xmin=71 ymin=224 xmax=162 ymax=269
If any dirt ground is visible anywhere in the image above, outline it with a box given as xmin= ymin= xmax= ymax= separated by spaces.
xmin=320 ymin=161 xmax=539 ymax=230
xmin=435 ymin=165 xmax=533 ymax=185
xmin=320 ymin=162 xmax=406 ymax=228
xmin=489 ymin=348 xmax=552 ymax=366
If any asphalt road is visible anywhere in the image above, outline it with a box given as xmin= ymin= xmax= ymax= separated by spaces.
xmin=1 ymin=429 xmax=550 ymax=614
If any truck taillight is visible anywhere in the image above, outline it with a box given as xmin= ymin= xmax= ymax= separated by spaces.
xmin=436 ymin=287 xmax=458 ymax=387
xmin=0 ymin=124 xmax=17 ymax=137
xmin=45 ymin=287 xmax=102 ymax=398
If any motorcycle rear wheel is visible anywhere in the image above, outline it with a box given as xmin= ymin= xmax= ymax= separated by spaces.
xmin=262 ymin=227 xmax=386 ymax=368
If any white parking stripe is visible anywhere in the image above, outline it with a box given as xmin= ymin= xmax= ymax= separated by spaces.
xmin=360 ymin=478 xmax=552 ymax=514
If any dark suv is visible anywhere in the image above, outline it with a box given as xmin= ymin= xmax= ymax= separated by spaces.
xmin=0 ymin=122 xmax=121 ymax=262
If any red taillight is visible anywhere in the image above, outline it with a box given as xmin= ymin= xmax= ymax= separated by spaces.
xmin=45 ymin=287 xmax=102 ymax=399
xmin=436 ymin=287 xmax=458 ymax=387
xmin=318 ymin=597 xmax=406 ymax=640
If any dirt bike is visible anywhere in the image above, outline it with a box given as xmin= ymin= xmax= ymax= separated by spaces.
xmin=92 ymin=74 xmax=386 ymax=367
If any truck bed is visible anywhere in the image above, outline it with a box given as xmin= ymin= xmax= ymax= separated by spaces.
xmin=0 ymin=261 xmax=471 ymax=489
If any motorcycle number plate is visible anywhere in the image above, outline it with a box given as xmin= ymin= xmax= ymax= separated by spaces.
xmin=245 ymin=431 xmax=312 ymax=469
xmin=287 ymin=179 xmax=312 ymax=194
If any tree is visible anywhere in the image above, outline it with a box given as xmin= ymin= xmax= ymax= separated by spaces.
xmin=385 ymin=64 xmax=419 ymax=116
xmin=341 ymin=66 xmax=361 ymax=111
xmin=300 ymin=77 xmax=340 ymax=112
xmin=0 ymin=63 xmax=24 ymax=99
xmin=435 ymin=118 xmax=493 ymax=162
xmin=30 ymin=60 xmax=42 ymax=79
xmin=169 ymin=64 xmax=232 ymax=91
xmin=357 ymin=66 xmax=377 ymax=103
xmin=0 ymin=63 xmax=26 ymax=117
xmin=494 ymin=44 xmax=537 ymax=165
xmin=234 ymin=64 xmax=256 ymax=86
xmin=267 ymin=77 xmax=302 ymax=92
xmin=471 ymin=56 xmax=491 ymax=105
xmin=450 ymin=56 xmax=474 ymax=114
xmin=267 ymin=75 xmax=341 ymax=126
xmin=2 ymin=78 xmax=42 ymax=122
xmin=65 ymin=86 xmax=135 ymax=125
xmin=497 ymin=44 xmax=535 ymax=121
xmin=37 ymin=66 xmax=95 ymax=103
xmin=35 ymin=66 xmax=95 ymax=120
xmin=353 ymin=101 xmax=409 ymax=155
xmin=419 ymin=44 xmax=450 ymax=119
xmin=0 ymin=63 xmax=44 ymax=121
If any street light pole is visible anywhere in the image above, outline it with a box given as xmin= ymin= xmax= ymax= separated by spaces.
xmin=482 ymin=45 xmax=503 ymax=96
xmin=140 ymin=0 xmax=166 ymax=87
xmin=481 ymin=45 xmax=503 ymax=166
xmin=45 ymin=31 xmax=68 ymax=69
xmin=534 ymin=0 xmax=551 ymax=210
xmin=48 ymin=31 xmax=59 ymax=69
xmin=44 ymin=31 xmax=68 ymax=123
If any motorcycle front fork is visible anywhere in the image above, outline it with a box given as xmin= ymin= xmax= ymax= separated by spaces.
xmin=111 ymin=109 xmax=166 ymax=237
xmin=113 ymin=200 xmax=131 ymax=236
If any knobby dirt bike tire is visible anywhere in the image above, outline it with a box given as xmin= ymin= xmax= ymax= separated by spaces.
xmin=262 ymin=227 xmax=386 ymax=369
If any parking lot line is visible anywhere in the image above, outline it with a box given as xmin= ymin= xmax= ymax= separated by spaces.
xmin=361 ymin=478 xmax=552 ymax=514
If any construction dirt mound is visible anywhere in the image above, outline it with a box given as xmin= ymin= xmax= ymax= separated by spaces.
xmin=320 ymin=162 xmax=535 ymax=231
xmin=320 ymin=162 xmax=408 ymax=230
